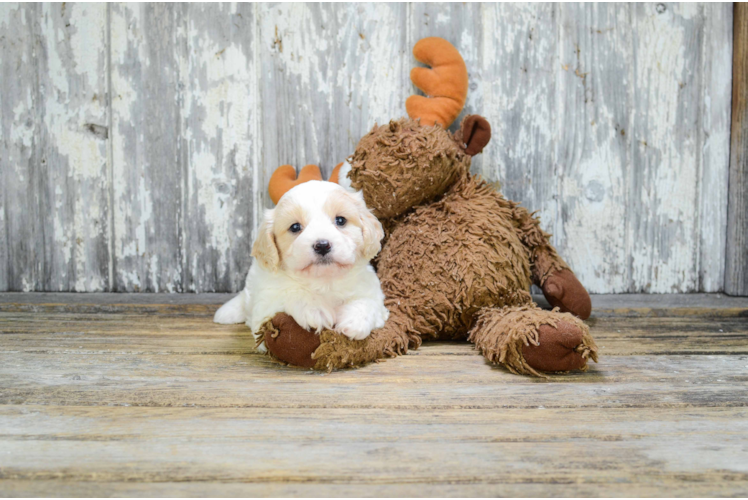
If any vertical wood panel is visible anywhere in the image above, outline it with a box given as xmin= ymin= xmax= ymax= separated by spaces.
xmin=554 ymin=4 xmax=632 ymax=293
xmin=257 ymin=3 xmax=408 ymax=201
xmin=38 ymin=3 xmax=110 ymax=291
xmin=180 ymin=3 xmax=258 ymax=292
xmin=110 ymin=3 xmax=183 ymax=292
xmin=1 ymin=3 xmax=110 ymax=292
xmin=480 ymin=4 xmax=559 ymax=278
xmin=0 ymin=2 xmax=15 ymax=292
xmin=698 ymin=3 xmax=732 ymax=292
xmin=629 ymin=4 xmax=704 ymax=293
xmin=0 ymin=4 xmax=39 ymax=291
xmin=726 ymin=3 xmax=748 ymax=296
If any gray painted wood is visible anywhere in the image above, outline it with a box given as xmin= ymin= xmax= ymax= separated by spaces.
xmin=1 ymin=3 xmax=111 ymax=292
xmin=180 ymin=3 xmax=259 ymax=293
xmin=0 ymin=4 xmax=38 ymax=292
xmin=109 ymin=3 xmax=183 ymax=292
xmin=258 ymin=3 xmax=409 ymax=188
xmin=726 ymin=3 xmax=748 ymax=296
xmin=0 ymin=3 xmax=737 ymax=293
xmin=629 ymin=3 xmax=706 ymax=293
xmin=554 ymin=4 xmax=632 ymax=294
xmin=480 ymin=3 xmax=559 ymax=253
xmin=701 ymin=4 xmax=734 ymax=292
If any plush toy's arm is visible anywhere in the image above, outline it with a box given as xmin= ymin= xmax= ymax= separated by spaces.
xmin=498 ymin=198 xmax=592 ymax=320
xmin=500 ymin=201 xmax=568 ymax=285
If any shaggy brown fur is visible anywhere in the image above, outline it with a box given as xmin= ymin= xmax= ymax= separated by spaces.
xmin=377 ymin=173 xmax=534 ymax=340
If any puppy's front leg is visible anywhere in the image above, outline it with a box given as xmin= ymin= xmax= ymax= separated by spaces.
xmin=335 ymin=299 xmax=390 ymax=341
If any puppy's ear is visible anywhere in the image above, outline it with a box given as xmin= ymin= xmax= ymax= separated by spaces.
xmin=251 ymin=208 xmax=280 ymax=272
xmin=351 ymin=191 xmax=384 ymax=261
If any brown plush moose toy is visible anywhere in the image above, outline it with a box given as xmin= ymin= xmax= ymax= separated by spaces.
xmin=256 ymin=37 xmax=598 ymax=376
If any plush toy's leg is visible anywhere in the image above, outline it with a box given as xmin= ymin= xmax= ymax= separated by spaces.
xmin=499 ymin=199 xmax=591 ymax=319
xmin=257 ymin=309 xmax=417 ymax=371
xmin=311 ymin=307 xmax=417 ymax=371
xmin=468 ymin=304 xmax=598 ymax=377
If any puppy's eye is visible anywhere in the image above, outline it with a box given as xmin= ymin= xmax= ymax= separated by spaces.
xmin=335 ymin=216 xmax=347 ymax=227
xmin=289 ymin=223 xmax=302 ymax=233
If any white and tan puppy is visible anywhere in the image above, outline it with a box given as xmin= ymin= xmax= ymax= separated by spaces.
xmin=214 ymin=180 xmax=389 ymax=352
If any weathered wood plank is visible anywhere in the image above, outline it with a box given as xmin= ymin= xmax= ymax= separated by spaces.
xmin=1 ymin=350 xmax=747 ymax=409
xmin=257 ymin=3 xmax=408 ymax=195
xmin=480 ymin=3 xmax=558 ymax=241
xmin=0 ymin=4 xmax=39 ymax=292
xmin=37 ymin=3 xmax=111 ymax=292
xmin=1 ymin=311 xmax=746 ymax=356
xmin=629 ymin=4 xmax=704 ymax=293
xmin=1 ymin=479 xmax=746 ymax=498
xmin=726 ymin=3 xmax=748 ymax=296
xmin=553 ymin=4 xmax=632 ymax=293
xmin=110 ymin=3 xmax=183 ymax=292
xmin=0 ymin=3 xmax=110 ymax=292
xmin=698 ymin=3 xmax=733 ymax=292
xmin=0 ymin=406 xmax=746 ymax=497
xmin=179 ymin=3 xmax=259 ymax=293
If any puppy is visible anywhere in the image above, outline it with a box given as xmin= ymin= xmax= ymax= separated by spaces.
xmin=214 ymin=180 xmax=389 ymax=352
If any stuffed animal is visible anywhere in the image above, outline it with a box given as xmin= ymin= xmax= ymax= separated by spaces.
xmin=255 ymin=37 xmax=598 ymax=376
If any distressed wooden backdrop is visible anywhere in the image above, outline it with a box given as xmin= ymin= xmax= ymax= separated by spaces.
xmin=0 ymin=3 xmax=736 ymax=293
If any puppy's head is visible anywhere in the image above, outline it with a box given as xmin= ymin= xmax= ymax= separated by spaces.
xmin=251 ymin=181 xmax=384 ymax=279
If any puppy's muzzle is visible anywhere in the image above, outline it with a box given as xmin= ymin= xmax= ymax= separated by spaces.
xmin=313 ymin=240 xmax=332 ymax=256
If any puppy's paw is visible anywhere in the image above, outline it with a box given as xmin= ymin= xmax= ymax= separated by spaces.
xmin=335 ymin=313 xmax=373 ymax=341
xmin=296 ymin=307 xmax=335 ymax=333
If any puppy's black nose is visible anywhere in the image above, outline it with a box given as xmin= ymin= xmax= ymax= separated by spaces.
xmin=313 ymin=240 xmax=332 ymax=256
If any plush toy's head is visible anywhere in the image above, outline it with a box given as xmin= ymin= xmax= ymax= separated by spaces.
xmin=346 ymin=37 xmax=492 ymax=219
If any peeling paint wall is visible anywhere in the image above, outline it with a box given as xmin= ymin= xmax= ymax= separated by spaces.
xmin=0 ymin=3 xmax=734 ymax=293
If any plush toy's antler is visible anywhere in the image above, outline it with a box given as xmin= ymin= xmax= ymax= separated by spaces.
xmin=268 ymin=163 xmax=344 ymax=204
xmin=406 ymin=37 xmax=468 ymax=128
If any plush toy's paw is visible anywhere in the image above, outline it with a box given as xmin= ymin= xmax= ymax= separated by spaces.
xmin=522 ymin=320 xmax=593 ymax=373
xmin=541 ymin=269 xmax=592 ymax=320
xmin=263 ymin=313 xmax=321 ymax=368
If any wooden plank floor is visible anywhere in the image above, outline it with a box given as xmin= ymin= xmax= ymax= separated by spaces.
xmin=1 ymin=293 xmax=747 ymax=498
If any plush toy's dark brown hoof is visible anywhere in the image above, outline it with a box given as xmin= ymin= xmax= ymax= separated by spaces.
xmin=522 ymin=320 xmax=590 ymax=372
xmin=263 ymin=313 xmax=320 ymax=368
xmin=541 ymin=269 xmax=592 ymax=320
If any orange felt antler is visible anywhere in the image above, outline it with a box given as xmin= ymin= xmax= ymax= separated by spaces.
xmin=328 ymin=162 xmax=343 ymax=184
xmin=268 ymin=163 xmax=344 ymax=204
xmin=268 ymin=164 xmax=323 ymax=204
xmin=406 ymin=37 xmax=468 ymax=129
